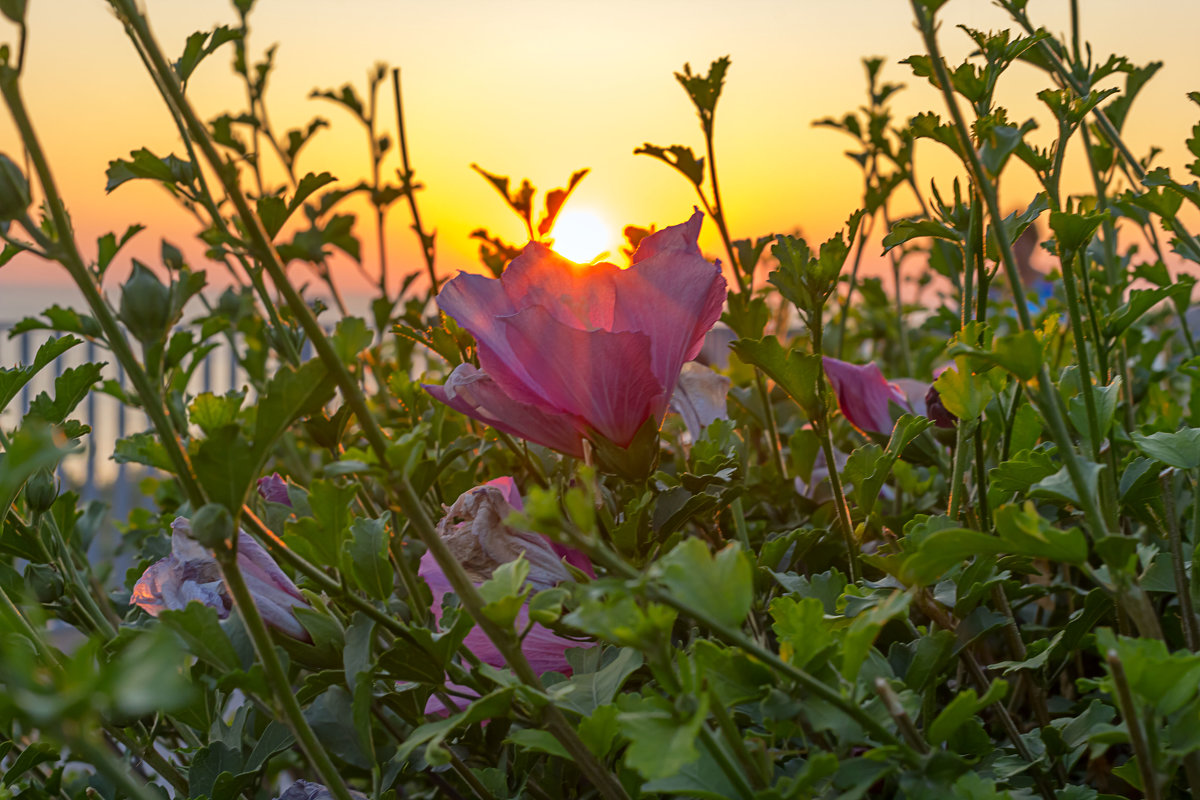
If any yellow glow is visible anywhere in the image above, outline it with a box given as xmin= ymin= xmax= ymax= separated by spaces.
xmin=549 ymin=208 xmax=615 ymax=264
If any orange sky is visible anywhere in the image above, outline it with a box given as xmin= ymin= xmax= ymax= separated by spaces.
xmin=2 ymin=0 xmax=1199 ymax=310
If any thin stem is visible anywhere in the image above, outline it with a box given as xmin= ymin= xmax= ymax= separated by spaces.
xmin=109 ymin=8 xmax=628 ymax=796
xmin=834 ymin=212 xmax=876 ymax=358
xmin=217 ymin=547 xmax=357 ymax=800
xmin=699 ymin=726 xmax=756 ymax=800
xmin=1160 ymin=470 xmax=1200 ymax=651
xmin=392 ymin=68 xmax=439 ymax=295
xmin=1106 ymin=650 xmax=1162 ymax=800
xmin=708 ymin=687 xmax=769 ymax=789
xmin=1060 ymin=251 xmax=1101 ymax=461
xmin=910 ymin=2 xmax=1110 ymax=542
xmin=0 ymin=73 xmax=206 ymax=511
xmin=873 ymin=678 xmax=930 ymax=755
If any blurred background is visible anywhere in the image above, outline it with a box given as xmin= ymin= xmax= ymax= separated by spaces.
xmin=1 ymin=0 xmax=1198 ymax=317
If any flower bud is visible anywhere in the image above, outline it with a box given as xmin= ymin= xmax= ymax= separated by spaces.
xmin=24 ymin=563 xmax=64 ymax=604
xmin=924 ymin=385 xmax=957 ymax=429
xmin=188 ymin=503 xmax=235 ymax=548
xmin=24 ymin=467 xmax=58 ymax=513
xmin=0 ymin=153 xmax=31 ymax=222
xmin=118 ymin=262 xmax=172 ymax=345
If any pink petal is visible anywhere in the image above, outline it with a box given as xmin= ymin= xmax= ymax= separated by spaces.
xmin=490 ymin=306 xmax=664 ymax=448
xmin=612 ymin=213 xmax=727 ymax=391
xmin=481 ymin=476 xmax=524 ymax=511
xmin=549 ymin=540 xmax=596 ymax=578
xmin=629 ymin=208 xmax=705 ymax=264
xmin=500 ymin=243 xmax=619 ymax=331
xmin=822 ymin=357 xmax=911 ymax=435
xmin=424 ymin=364 xmax=587 ymax=458
xmin=257 ymin=474 xmax=291 ymax=506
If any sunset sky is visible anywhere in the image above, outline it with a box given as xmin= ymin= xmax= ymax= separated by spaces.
xmin=1 ymin=0 xmax=1199 ymax=312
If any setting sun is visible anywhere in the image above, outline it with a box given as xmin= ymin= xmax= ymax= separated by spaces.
xmin=549 ymin=208 xmax=614 ymax=264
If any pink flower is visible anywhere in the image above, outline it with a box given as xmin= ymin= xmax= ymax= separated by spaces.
xmin=257 ymin=473 xmax=291 ymax=506
xmin=132 ymin=517 xmax=311 ymax=641
xmin=822 ymin=356 xmax=913 ymax=435
xmin=425 ymin=210 xmax=726 ymax=459
xmin=419 ymin=478 xmax=595 ymax=714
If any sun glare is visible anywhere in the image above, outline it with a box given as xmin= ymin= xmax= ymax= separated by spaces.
xmin=549 ymin=208 xmax=614 ymax=264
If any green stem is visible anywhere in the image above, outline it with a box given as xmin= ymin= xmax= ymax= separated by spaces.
xmin=109 ymin=7 xmax=628 ymax=796
xmin=834 ymin=212 xmax=876 ymax=359
xmin=1106 ymin=650 xmax=1162 ymax=800
xmin=873 ymin=678 xmax=930 ymax=755
xmin=1060 ymin=251 xmax=1101 ymax=461
xmin=0 ymin=71 xmax=206 ymax=511
xmin=391 ymin=68 xmax=439 ymax=295
xmin=699 ymin=726 xmax=756 ymax=800
xmin=947 ymin=420 xmax=973 ymax=522
xmin=707 ymin=688 xmax=769 ymax=789
xmin=217 ymin=547 xmax=357 ymax=800
xmin=910 ymin=1 xmax=1110 ymax=542
xmin=1160 ymin=471 xmax=1200 ymax=651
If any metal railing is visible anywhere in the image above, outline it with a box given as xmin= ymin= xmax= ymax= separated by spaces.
xmin=1 ymin=323 xmax=250 ymax=524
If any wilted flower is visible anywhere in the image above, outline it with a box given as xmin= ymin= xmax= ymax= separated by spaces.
xmin=822 ymin=356 xmax=913 ymax=435
xmin=425 ymin=210 xmax=726 ymax=460
xmin=669 ymin=362 xmax=731 ymax=441
xmin=132 ymin=517 xmax=311 ymax=641
xmin=273 ymin=781 xmax=367 ymax=800
xmin=257 ymin=473 xmax=291 ymax=506
xmin=420 ymin=477 xmax=595 ymax=713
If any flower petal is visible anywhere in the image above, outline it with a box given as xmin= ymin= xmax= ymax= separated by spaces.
xmin=500 ymin=242 xmax=619 ymax=331
xmin=822 ymin=357 xmax=911 ymax=435
xmin=489 ymin=306 xmax=663 ymax=447
xmin=669 ymin=362 xmax=731 ymax=440
xmin=424 ymin=364 xmax=586 ymax=457
xmin=482 ymin=476 xmax=523 ymax=510
xmin=612 ymin=213 xmax=726 ymax=391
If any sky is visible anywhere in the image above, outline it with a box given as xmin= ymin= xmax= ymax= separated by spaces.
xmin=1 ymin=0 xmax=1199 ymax=315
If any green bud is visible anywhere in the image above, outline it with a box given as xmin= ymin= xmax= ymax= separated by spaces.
xmin=189 ymin=503 xmax=235 ymax=548
xmin=24 ymin=563 xmax=64 ymax=604
xmin=24 ymin=467 xmax=58 ymax=513
xmin=0 ymin=153 xmax=31 ymax=222
xmin=118 ymin=261 xmax=172 ymax=345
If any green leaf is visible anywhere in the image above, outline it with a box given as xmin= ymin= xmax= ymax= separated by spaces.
xmin=558 ymin=647 xmax=644 ymax=715
xmin=25 ymin=363 xmax=104 ymax=426
xmin=346 ymin=516 xmax=393 ymax=601
xmin=933 ymin=363 xmax=994 ymax=421
xmin=188 ymin=391 xmax=245 ymax=436
xmin=730 ymin=337 xmax=823 ymax=419
xmin=113 ymin=431 xmax=174 ymax=472
xmin=173 ymin=25 xmax=242 ymax=85
xmin=655 ymin=539 xmax=753 ymax=630
xmin=0 ymin=334 xmax=81 ymax=414
xmin=928 ymin=680 xmax=1008 ymax=744
xmin=105 ymin=148 xmax=197 ymax=193
xmin=157 ymin=603 xmax=240 ymax=672
xmin=1030 ymin=460 xmax=1104 ymax=507
xmin=619 ymin=693 xmax=710 ymax=780
xmin=505 ymin=728 xmax=571 ymax=760
xmin=1131 ymin=428 xmax=1200 ymax=469
xmin=633 ymin=143 xmax=704 ymax=187
xmin=478 ymin=556 xmax=530 ymax=628
xmin=882 ymin=218 xmax=963 ymax=252
xmin=770 ymin=596 xmax=832 ymax=669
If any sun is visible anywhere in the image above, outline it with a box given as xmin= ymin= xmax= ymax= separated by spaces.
xmin=549 ymin=208 xmax=614 ymax=264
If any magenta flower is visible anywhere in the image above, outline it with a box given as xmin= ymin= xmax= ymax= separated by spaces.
xmin=257 ymin=473 xmax=291 ymax=506
xmin=822 ymin=356 xmax=913 ymax=435
xmin=419 ymin=478 xmax=595 ymax=714
xmin=425 ymin=210 xmax=726 ymax=459
xmin=132 ymin=517 xmax=311 ymax=641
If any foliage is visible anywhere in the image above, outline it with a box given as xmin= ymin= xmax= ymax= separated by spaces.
xmin=0 ymin=0 xmax=1199 ymax=798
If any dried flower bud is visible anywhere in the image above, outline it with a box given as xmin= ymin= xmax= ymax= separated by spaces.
xmin=133 ymin=516 xmax=311 ymax=641
xmin=436 ymin=483 xmax=572 ymax=591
